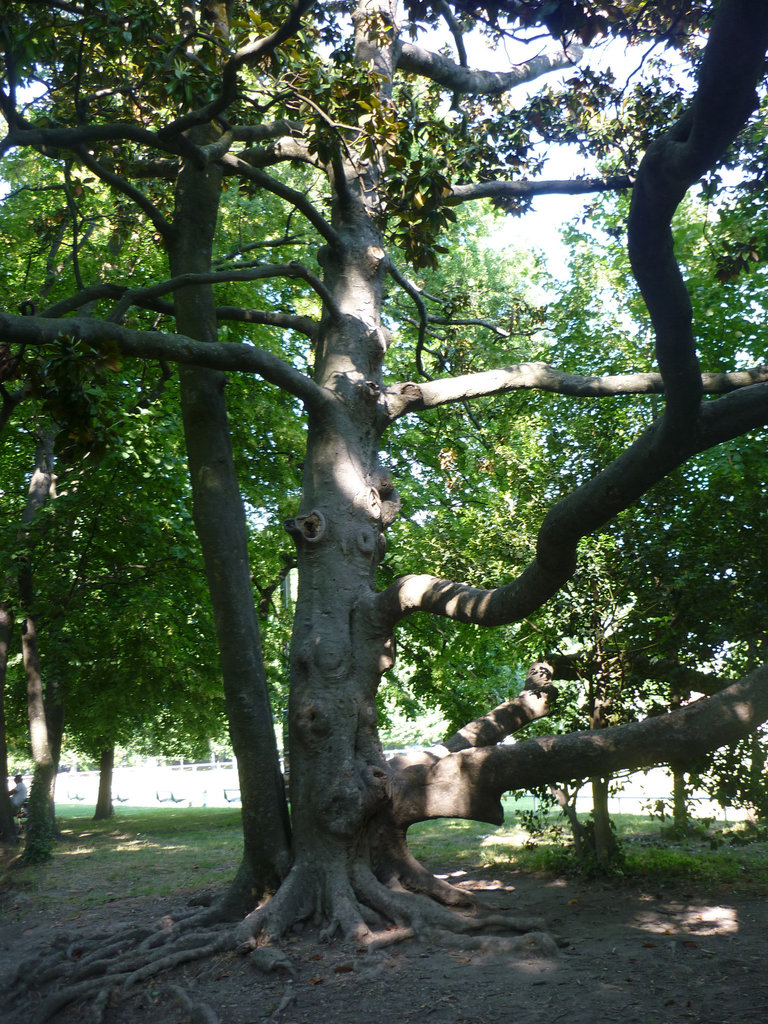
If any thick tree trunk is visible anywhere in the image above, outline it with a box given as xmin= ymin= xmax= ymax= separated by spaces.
xmin=238 ymin=15 xmax=405 ymax=933
xmin=0 ymin=602 xmax=17 ymax=843
xmin=170 ymin=132 xmax=291 ymax=908
xmin=93 ymin=746 xmax=115 ymax=821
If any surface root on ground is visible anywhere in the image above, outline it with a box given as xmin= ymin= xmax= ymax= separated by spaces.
xmin=2 ymin=863 xmax=557 ymax=1022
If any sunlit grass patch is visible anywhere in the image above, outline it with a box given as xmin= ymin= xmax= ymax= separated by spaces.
xmin=2 ymin=805 xmax=244 ymax=916
xmin=410 ymin=802 xmax=768 ymax=889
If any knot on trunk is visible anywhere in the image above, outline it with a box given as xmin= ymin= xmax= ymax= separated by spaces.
xmin=293 ymin=700 xmax=332 ymax=744
xmin=370 ymin=467 xmax=401 ymax=529
xmin=284 ymin=509 xmax=326 ymax=545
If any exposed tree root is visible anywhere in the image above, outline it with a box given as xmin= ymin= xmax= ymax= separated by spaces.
xmin=164 ymin=982 xmax=222 ymax=1024
xmin=3 ymin=853 xmax=558 ymax=1023
xmin=368 ymin=823 xmax=477 ymax=908
xmin=2 ymin=911 xmax=234 ymax=1024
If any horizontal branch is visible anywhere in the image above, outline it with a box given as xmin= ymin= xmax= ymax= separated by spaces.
xmin=1 ymin=117 xmax=202 ymax=166
xmin=375 ymin=381 xmax=768 ymax=629
xmin=0 ymin=312 xmax=324 ymax=409
xmin=450 ymin=174 xmax=632 ymax=204
xmin=383 ymin=361 xmax=768 ymax=418
xmin=393 ymin=663 xmax=768 ymax=827
xmin=42 ymin=286 xmax=317 ymax=338
xmin=397 ymin=40 xmax=582 ymax=96
xmin=215 ymin=305 xmax=317 ymax=339
xmin=105 ymin=263 xmax=338 ymax=323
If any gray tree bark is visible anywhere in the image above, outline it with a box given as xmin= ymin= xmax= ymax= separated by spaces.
xmin=93 ymin=746 xmax=115 ymax=821
xmin=169 ymin=128 xmax=291 ymax=910
xmin=18 ymin=430 xmax=62 ymax=861
xmin=0 ymin=602 xmax=17 ymax=843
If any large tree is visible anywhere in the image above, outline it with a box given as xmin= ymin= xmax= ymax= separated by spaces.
xmin=2 ymin=0 xmax=768 ymax=975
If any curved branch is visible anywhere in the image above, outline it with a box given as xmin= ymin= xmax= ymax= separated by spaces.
xmin=394 ymin=663 xmax=768 ymax=827
xmin=104 ymin=263 xmax=339 ymax=324
xmin=627 ymin=0 xmax=768 ymax=429
xmin=75 ymin=146 xmax=172 ymax=238
xmin=382 ymin=361 xmax=768 ymax=420
xmin=221 ymin=154 xmax=341 ymax=249
xmin=387 ymin=262 xmax=430 ymax=378
xmin=440 ymin=662 xmax=557 ymax=753
xmin=437 ymin=0 xmax=468 ymax=69
xmin=450 ymin=174 xmax=632 ymax=204
xmin=375 ymin=382 xmax=768 ymax=628
xmin=397 ymin=39 xmax=582 ymax=96
xmin=0 ymin=312 xmax=324 ymax=409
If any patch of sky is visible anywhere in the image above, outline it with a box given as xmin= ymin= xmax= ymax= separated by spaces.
xmin=415 ymin=21 xmax=698 ymax=278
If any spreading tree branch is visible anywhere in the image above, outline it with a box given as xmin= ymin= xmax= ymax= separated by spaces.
xmin=383 ymin=361 xmax=768 ymax=418
xmin=450 ymin=174 xmax=633 ymax=204
xmin=627 ymin=0 xmax=768 ymax=430
xmin=75 ymin=146 xmax=173 ymax=238
xmin=0 ymin=312 xmax=324 ymax=410
xmin=377 ymin=1 xmax=768 ymax=632
xmin=393 ymin=663 xmax=768 ymax=827
xmin=42 ymin=286 xmax=318 ymax=339
xmin=397 ymin=38 xmax=582 ymax=96
xmin=438 ymin=661 xmax=557 ymax=753
xmin=103 ymin=264 xmax=338 ymax=324
xmin=221 ymin=154 xmax=341 ymax=249
xmin=375 ymin=382 xmax=768 ymax=629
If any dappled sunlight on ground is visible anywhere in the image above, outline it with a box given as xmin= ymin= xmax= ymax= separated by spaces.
xmin=633 ymin=899 xmax=739 ymax=936
xmin=57 ymin=838 xmax=192 ymax=856
xmin=506 ymin=957 xmax=559 ymax=976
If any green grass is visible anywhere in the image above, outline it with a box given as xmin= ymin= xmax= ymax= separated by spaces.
xmin=409 ymin=798 xmax=768 ymax=888
xmin=3 ymin=800 xmax=768 ymax=921
xmin=1 ymin=805 xmax=244 ymax=914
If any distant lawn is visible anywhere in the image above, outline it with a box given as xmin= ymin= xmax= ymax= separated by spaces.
xmin=3 ymin=800 xmax=767 ymax=920
xmin=410 ymin=798 xmax=768 ymax=888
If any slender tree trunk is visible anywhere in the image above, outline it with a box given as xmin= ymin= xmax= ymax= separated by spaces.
xmin=588 ymin=641 xmax=618 ymax=865
xmin=0 ymin=602 xmax=17 ymax=843
xmin=550 ymin=784 xmax=586 ymax=859
xmin=18 ymin=431 xmax=60 ymax=862
xmin=590 ymin=775 xmax=617 ymax=862
xmin=169 ymin=129 xmax=291 ymax=909
xmin=93 ymin=746 xmax=115 ymax=820
xmin=671 ymin=766 xmax=689 ymax=830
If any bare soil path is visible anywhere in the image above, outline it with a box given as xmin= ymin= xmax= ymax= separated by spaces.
xmin=3 ymin=858 xmax=767 ymax=1024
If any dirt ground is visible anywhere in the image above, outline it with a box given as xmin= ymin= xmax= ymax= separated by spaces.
xmin=2 ymin=861 xmax=767 ymax=1024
